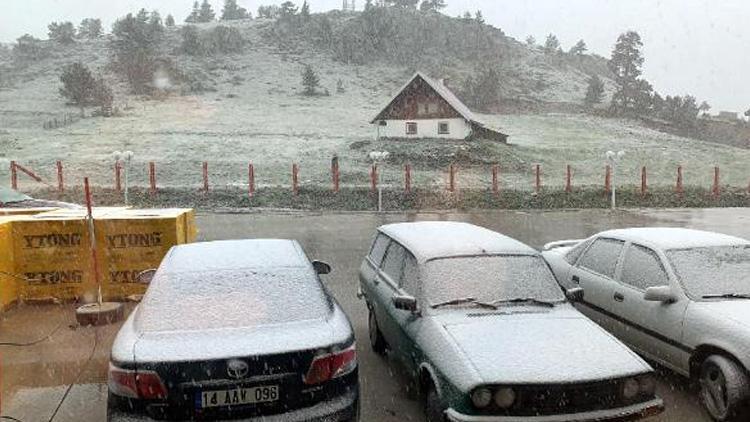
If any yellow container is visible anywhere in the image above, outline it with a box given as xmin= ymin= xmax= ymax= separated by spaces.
xmin=0 ymin=217 xmax=21 ymax=311
xmin=11 ymin=214 xmax=96 ymax=302
xmin=97 ymin=209 xmax=195 ymax=299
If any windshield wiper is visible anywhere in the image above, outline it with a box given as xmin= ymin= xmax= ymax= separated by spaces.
xmin=489 ymin=297 xmax=556 ymax=307
xmin=702 ymin=293 xmax=750 ymax=299
xmin=431 ymin=297 xmax=498 ymax=310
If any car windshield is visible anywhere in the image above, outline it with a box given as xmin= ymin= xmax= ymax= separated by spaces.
xmin=135 ymin=268 xmax=330 ymax=332
xmin=667 ymin=246 xmax=750 ymax=298
xmin=423 ymin=255 xmax=565 ymax=306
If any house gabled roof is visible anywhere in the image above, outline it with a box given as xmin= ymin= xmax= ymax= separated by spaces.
xmin=370 ymin=72 xmax=507 ymax=138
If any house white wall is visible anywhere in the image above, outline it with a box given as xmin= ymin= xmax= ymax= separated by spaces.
xmin=376 ymin=118 xmax=471 ymax=140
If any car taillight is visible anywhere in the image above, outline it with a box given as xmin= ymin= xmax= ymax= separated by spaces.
xmin=304 ymin=343 xmax=357 ymax=385
xmin=108 ymin=363 xmax=168 ymax=399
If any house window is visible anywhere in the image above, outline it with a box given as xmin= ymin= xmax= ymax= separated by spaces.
xmin=438 ymin=121 xmax=450 ymax=134
xmin=406 ymin=122 xmax=418 ymax=135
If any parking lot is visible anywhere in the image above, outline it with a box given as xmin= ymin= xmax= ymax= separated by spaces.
xmin=5 ymin=207 xmax=750 ymax=421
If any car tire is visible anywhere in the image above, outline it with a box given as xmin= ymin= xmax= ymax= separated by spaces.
xmin=699 ymin=355 xmax=750 ymax=421
xmin=368 ymin=309 xmax=387 ymax=356
xmin=424 ymin=383 xmax=446 ymax=422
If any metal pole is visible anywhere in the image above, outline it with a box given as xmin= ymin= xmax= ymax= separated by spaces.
xmin=84 ymin=178 xmax=102 ymax=305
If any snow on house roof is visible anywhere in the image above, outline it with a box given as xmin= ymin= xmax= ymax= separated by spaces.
xmin=370 ymin=72 xmax=506 ymax=135
xmin=379 ymin=221 xmax=536 ymax=263
xmin=600 ymin=227 xmax=750 ymax=250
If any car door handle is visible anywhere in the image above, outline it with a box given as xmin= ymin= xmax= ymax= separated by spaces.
xmin=613 ymin=292 xmax=625 ymax=302
xmin=571 ymin=275 xmax=580 ymax=284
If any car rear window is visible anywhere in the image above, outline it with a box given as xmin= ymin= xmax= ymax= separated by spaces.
xmin=135 ymin=268 xmax=330 ymax=332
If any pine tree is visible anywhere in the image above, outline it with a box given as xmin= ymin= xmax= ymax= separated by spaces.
xmin=186 ymin=2 xmax=200 ymax=22
xmin=198 ymin=0 xmax=216 ymax=22
xmin=59 ymin=62 xmax=96 ymax=116
xmin=48 ymin=22 xmax=76 ymax=44
xmin=301 ymin=64 xmax=320 ymax=95
xmin=584 ymin=74 xmax=605 ymax=108
xmin=543 ymin=34 xmax=560 ymax=55
xmin=525 ymin=35 xmax=536 ymax=47
xmin=165 ymin=14 xmax=176 ymax=27
xmin=222 ymin=0 xmax=249 ymax=20
xmin=609 ymin=31 xmax=645 ymax=114
xmin=78 ymin=19 xmax=103 ymax=39
xmin=280 ymin=1 xmax=298 ymax=19
xmin=300 ymin=1 xmax=311 ymax=20
xmin=475 ymin=11 xmax=484 ymax=25
xmin=570 ymin=39 xmax=587 ymax=55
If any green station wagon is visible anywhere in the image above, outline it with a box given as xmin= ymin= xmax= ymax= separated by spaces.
xmin=358 ymin=222 xmax=664 ymax=422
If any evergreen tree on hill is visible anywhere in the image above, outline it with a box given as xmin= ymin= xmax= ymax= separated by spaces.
xmin=186 ymin=2 xmax=200 ymax=22
xmin=584 ymin=74 xmax=605 ymax=107
xmin=165 ymin=14 xmax=176 ymax=27
xmin=48 ymin=21 xmax=76 ymax=44
xmin=198 ymin=0 xmax=216 ymax=22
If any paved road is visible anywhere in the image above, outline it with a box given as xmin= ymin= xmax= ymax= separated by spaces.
xmin=7 ymin=207 xmax=750 ymax=421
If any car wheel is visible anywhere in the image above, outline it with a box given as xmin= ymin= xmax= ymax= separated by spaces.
xmin=699 ymin=355 xmax=750 ymax=421
xmin=368 ymin=309 xmax=387 ymax=356
xmin=424 ymin=383 xmax=446 ymax=422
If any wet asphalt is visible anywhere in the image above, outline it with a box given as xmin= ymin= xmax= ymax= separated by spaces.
xmin=6 ymin=207 xmax=750 ymax=421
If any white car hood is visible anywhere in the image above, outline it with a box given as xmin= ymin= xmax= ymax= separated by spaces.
xmin=441 ymin=308 xmax=650 ymax=384
xmin=132 ymin=317 xmax=334 ymax=362
xmin=699 ymin=301 xmax=750 ymax=329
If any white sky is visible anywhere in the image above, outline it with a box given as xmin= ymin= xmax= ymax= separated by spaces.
xmin=2 ymin=0 xmax=748 ymax=112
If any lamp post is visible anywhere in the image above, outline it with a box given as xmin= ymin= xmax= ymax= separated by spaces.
xmin=112 ymin=150 xmax=134 ymax=205
xmin=369 ymin=151 xmax=390 ymax=212
xmin=606 ymin=150 xmax=625 ymax=210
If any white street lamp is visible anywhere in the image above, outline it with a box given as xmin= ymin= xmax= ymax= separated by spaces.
xmin=369 ymin=151 xmax=390 ymax=212
xmin=112 ymin=150 xmax=134 ymax=205
xmin=606 ymin=150 xmax=625 ymax=210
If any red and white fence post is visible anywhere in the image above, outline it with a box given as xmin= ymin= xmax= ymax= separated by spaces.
xmin=114 ymin=161 xmax=122 ymax=193
xmin=56 ymin=160 xmax=64 ymax=193
xmin=640 ymin=166 xmax=648 ymax=196
xmin=370 ymin=164 xmax=378 ymax=193
xmin=404 ymin=163 xmax=411 ymax=194
xmin=534 ymin=164 xmax=542 ymax=194
xmin=565 ymin=164 xmax=572 ymax=193
xmin=675 ymin=165 xmax=683 ymax=196
xmin=712 ymin=166 xmax=720 ymax=197
xmin=292 ymin=163 xmax=299 ymax=196
xmin=448 ymin=164 xmax=456 ymax=192
xmin=331 ymin=160 xmax=340 ymax=193
xmin=202 ymin=162 xmax=209 ymax=193
xmin=491 ymin=164 xmax=499 ymax=196
xmin=10 ymin=160 xmax=17 ymax=190
xmin=149 ymin=162 xmax=157 ymax=195
xmin=248 ymin=163 xmax=255 ymax=198
xmin=604 ymin=165 xmax=611 ymax=194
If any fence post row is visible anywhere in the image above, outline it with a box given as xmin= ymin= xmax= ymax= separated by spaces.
xmin=149 ymin=162 xmax=157 ymax=195
xmin=248 ymin=163 xmax=255 ymax=198
xmin=404 ymin=163 xmax=411 ymax=194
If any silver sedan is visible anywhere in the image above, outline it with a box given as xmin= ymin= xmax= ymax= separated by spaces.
xmin=542 ymin=227 xmax=750 ymax=422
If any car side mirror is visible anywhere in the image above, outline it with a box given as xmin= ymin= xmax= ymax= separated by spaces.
xmin=644 ymin=286 xmax=675 ymax=303
xmin=312 ymin=260 xmax=332 ymax=275
xmin=136 ymin=269 xmax=157 ymax=284
xmin=392 ymin=294 xmax=418 ymax=313
xmin=566 ymin=287 xmax=584 ymax=302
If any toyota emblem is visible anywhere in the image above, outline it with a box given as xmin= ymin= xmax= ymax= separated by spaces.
xmin=227 ymin=359 xmax=249 ymax=379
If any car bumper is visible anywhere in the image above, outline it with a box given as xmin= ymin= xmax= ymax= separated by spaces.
xmin=109 ymin=388 xmax=359 ymax=422
xmin=446 ymin=398 xmax=663 ymax=422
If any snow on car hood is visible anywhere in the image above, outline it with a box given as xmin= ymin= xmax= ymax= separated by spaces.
xmin=441 ymin=307 xmax=649 ymax=384
xmin=698 ymin=301 xmax=750 ymax=329
xmin=133 ymin=316 xmax=336 ymax=362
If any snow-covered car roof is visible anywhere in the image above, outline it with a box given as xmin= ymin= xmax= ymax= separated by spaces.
xmin=160 ymin=239 xmax=310 ymax=273
xmin=378 ymin=221 xmax=536 ymax=263
xmin=599 ymin=227 xmax=750 ymax=250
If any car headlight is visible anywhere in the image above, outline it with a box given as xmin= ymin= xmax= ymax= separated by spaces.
xmin=494 ymin=387 xmax=516 ymax=408
xmin=621 ymin=378 xmax=640 ymax=399
xmin=471 ymin=387 xmax=492 ymax=408
xmin=637 ymin=374 xmax=656 ymax=396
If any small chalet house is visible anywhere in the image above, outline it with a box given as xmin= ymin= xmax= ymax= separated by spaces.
xmin=371 ymin=72 xmax=508 ymax=142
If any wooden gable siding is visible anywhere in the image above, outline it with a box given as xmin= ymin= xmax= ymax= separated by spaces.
xmin=377 ymin=77 xmax=461 ymax=121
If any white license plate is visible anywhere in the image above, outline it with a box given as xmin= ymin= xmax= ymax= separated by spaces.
xmin=200 ymin=385 xmax=279 ymax=408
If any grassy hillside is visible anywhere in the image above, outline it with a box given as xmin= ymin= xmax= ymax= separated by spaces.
xmin=0 ymin=10 xmax=747 ymax=196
